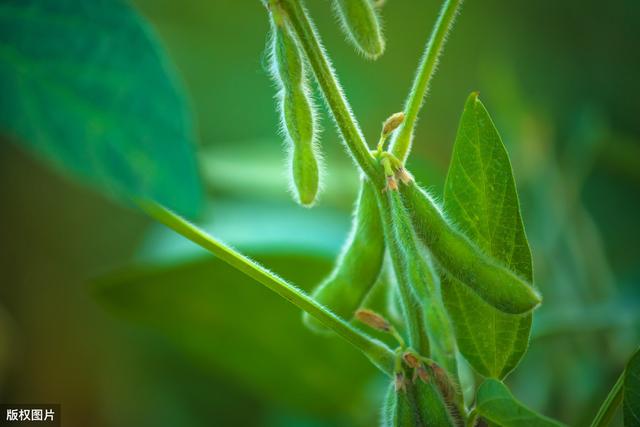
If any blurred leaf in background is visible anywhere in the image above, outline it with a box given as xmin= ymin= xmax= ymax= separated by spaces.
xmin=0 ymin=0 xmax=202 ymax=216
xmin=94 ymin=200 xmax=386 ymax=426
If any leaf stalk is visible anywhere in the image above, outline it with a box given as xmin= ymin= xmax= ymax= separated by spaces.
xmin=139 ymin=200 xmax=396 ymax=376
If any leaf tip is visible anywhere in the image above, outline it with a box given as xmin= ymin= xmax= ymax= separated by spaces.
xmin=467 ymin=90 xmax=481 ymax=105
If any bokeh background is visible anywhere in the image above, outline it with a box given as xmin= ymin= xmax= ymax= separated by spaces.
xmin=1 ymin=0 xmax=640 ymax=425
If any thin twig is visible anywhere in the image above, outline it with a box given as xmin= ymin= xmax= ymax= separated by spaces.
xmin=390 ymin=0 xmax=464 ymax=163
xmin=139 ymin=200 xmax=396 ymax=376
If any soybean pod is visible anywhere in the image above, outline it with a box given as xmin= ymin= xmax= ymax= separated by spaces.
xmin=390 ymin=194 xmax=457 ymax=366
xmin=332 ymin=0 xmax=385 ymax=59
xmin=386 ymin=189 xmax=431 ymax=300
xmin=413 ymin=379 xmax=456 ymax=427
xmin=387 ymin=191 xmax=461 ymax=399
xmin=400 ymin=182 xmax=542 ymax=315
xmin=414 ymin=248 xmax=459 ymax=383
xmin=376 ymin=188 xmax=430 ymax=356
xmin=270 ymin=12 xmax=321 ymax=206
xmin=303 ymin=179 xmax=385 ymax=333
xmin=382 ymin=379 xmax=455 ymax=426
xmin=382 ymin=383 xmax=414 ymax=427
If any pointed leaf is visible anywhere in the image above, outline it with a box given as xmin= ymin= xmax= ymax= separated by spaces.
xmin=442 ymin=92 xmax=533 ymax=378
xmin=590 ymin=347 xmax=640 ymax=427
xmin=476 ymin=379 xmax=565 ymax=427
xmin=0 ymin=0 xmax=202 ymax=216
xmin=624 ymin=347 xmax=640 ymax=426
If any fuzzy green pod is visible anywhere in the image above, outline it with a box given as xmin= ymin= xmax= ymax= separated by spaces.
xmin=381 ymin=383 xmax=413 ymax=427
xmin=385 ymin=270 xmax=404 ymax=325
xmin=376 ymin=186 xmax=430 ymax=356
xmin=283 ymin=89 xmax=319 ymax=205
xmin=387 ymin=190 xmax=461 ymax=405
xmin=400 ymin=183 xmax=542 ymax=315
xmin=332 ymin=0 xmax=385 ymax=59
xmin=386 ymin=190 xmax=431 ymax=300
xmin=381 ymin=380 xmax=455 ymax=427
xmin=272 ymin=16 xmax=303 ymax=87
xmin=414 ymin=379 xmax=456 ymax=426
xmin=271 ymin=17 xmax=321 ymax=206
xmin=303 ymin=179 xmax=385 ymax=332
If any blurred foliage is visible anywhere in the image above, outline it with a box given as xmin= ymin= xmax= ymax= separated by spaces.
xmin=95 ymin=254 xmax=380 ymax=424
xmin=1 ymin=0 xmax=640 ymax=426
xmin=0 ymin=0 xmax=202 ymax=216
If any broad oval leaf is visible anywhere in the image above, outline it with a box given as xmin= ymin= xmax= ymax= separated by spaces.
xmin=442 ymin=92 xmax=534 ymax=378
xmin=476 ymin=379 xmax=565 ymax=427
xmin=0 ymin=0 xmax=202 ymax=216
xmin=624 ymin=347 xmax=640 ymax=426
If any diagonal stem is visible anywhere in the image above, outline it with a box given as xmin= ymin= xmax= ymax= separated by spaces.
xmin=390 ymin=0 xmax=464 ymax=163
xmin=276 ymin=0 xmax=384 ymax=185
xmin=139 ymin=200 xmax=396 ymax=376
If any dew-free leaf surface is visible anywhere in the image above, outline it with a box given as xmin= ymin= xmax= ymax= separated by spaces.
xmin=442 ymin=92 xmax=533 ymax=378
xmin=476 ymin=379 xmax=565 ymax=426
xmin=624 ymin=347 xmax=640 ymax=426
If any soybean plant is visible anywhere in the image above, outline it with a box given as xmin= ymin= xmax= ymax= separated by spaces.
xmin=3 ymin=1 xmax=638 ymax=425
xmin=252 ymin=1 xmax=637 ymax=425
xmin=148 ymin=0 xmax=639 ymax=425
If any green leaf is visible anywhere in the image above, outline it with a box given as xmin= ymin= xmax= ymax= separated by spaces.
xmin=476 ymin=379 xmax=565 ymax=427
xmin=442 ymin=92 xmax=533 ymax=378
xmin=0 ymin=0 xmax=202 ymax=216
xmin=93 ymin=202 xmax=386 ymax=419
xmin=590 ymin=347 xmax=640 ymax=427
xmin=624 ymin=347 xmax=640 ymax=426
xmin=93 ymin=254 xmax=379 ymax=418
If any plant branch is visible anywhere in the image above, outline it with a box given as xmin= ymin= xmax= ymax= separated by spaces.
xmin=139 ymin=201 xmax=395 ymax=376
xmin=589 ymin=370 xmax=624 ymax=427
xmin=276 ymin=0 xmax=384 ymax=185
xmin=390 ymin=0 xmax=464 ymax=163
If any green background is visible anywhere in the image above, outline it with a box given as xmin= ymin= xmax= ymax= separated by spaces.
xmin=1 ymin=0 xmax=639 ymax=425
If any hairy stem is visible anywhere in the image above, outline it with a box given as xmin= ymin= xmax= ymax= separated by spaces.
xmin=140 ymin=201 xmax=395 ymax=376
xmin=375 ymin=190 xmax=430 ymax=356
xmin=589 ymin=370 xmax=624 ymax=427
xmin=276 ymin=0 xmax=384 ymax=185
xmin=390 ymin=0 xmax=464 ymax=163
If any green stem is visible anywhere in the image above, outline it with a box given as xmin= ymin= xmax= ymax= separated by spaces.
xmin=277 ymin=0 xmax=384 ymax=185
xmin=466 ymin=408 xmax=479 ymax=427
xmin=375 ymin=191 xmax=430 ymax=356
xmin=139 ymin=201 xmax=395 ymax=376
xmin=390 ymin=0 xmax=464 ymax=163
xmin=589 ymin=370 xmax=624 ymax=427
